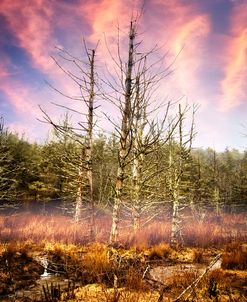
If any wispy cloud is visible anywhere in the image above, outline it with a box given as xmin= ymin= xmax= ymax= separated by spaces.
xmin=0 ymin=0 xmax=87 ymax=127
xmin=145 ymin=0 xmax=211 ymax=106
xmin=0 ymin=0 xmax=55 ymax=73
xmin=79 ymin=0 xmax=141 ymax=41
xmin=0 ymin=78 xmax=40 ymax=117
xmin=0 ymin=61 xmax=11 ymax=79
xmin=0 ymin=53 xmax=42 ymax=117
xmin=219 ymin=1 xmax=247 ymax=110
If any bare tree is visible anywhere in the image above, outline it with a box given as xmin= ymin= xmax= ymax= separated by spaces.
xmin=109 ymin=20 xmax=136 ymax=244
xmin=212 ymin=150 xmax=220 ymax=216
xmin=102 ymin=15 xmax=179 ymax=244
xmin=168 ymin=104 xmax=196 ymax=247
xmin=129 ymin=75 xmax=177 ymax=236
xmin=40 ymin=43 xmax=98 ymax=240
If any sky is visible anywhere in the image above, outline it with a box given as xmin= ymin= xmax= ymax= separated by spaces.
xmin=0 ymin=0 xmax=246 ymax=151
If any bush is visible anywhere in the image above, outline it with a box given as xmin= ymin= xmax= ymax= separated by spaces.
xmin=222 ymin=248 xmax=247 ymax=270
xmin=148 ymin=243 xmax=172 ymax=260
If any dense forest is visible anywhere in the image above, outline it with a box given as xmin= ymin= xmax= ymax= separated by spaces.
xmin=1 ymin=117 xmax=246 ymax=211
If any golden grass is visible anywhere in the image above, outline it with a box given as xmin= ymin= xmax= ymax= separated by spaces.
xmin=222 ymin=249 xmax=247 ymax=270
xmin=83 ymin=243 xmax=112 ymax=278
xmin=192 ymin=248 xmax=204 ymax=263
xmin=0 ymin=238 xmax=247 ymax=302
xmin=61 ymin=284 xmax=160 ymax=302
xmin=148 ymin=243 xmax=172 ymax=260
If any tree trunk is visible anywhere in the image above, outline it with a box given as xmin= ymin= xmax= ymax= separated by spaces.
xmin=171 ymin=188 xmax=181 ymax=247
xmin=74 ymin=49 xmax=96 ymax=237
xmin=132 ymin=135 xmax=144 ymax=236
xmin=110 ymin=21 xmax=135 ymax=245
xmin=86 ymin=49 xmax=96 ymax=240
xmin=170 ymin=104 xmax=194 ymax=247
xmin=75 ymin=151 xmax=83 ymax=222
xmin=132 ymin=152 xmax=142 ymax=236
xmin=131 ymin=75 xmax=144 ymax=235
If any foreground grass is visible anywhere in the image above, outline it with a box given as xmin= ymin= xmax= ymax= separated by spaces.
xmin=0 ymin=211 xmax=246 ymax=301
xmin=0 ymin=239 xmax=246 ymax=301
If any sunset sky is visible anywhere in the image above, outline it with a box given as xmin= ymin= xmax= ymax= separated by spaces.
xmin=0 ymin=0 xmax=246 ymax=151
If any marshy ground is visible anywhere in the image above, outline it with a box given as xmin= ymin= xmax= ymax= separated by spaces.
xmin=0 ymin=211 xmax=246 ymax=301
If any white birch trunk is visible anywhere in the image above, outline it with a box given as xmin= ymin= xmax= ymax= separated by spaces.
xmin=132 ymin=100 xmax=145 ymax=235
xmin=74 ymin=49 xmax=96 ymax=231
xmin=75 ymin=151 xmax=84 ymax=222
xmin=86 ymin=49 xmax=96 ymax=240
xmin=170 ymin=104 xmax=189 ymax=247
xmin=171 ymin=186 xmax=181 ymax=247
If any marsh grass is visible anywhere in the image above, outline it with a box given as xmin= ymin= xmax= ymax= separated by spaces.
xmin=0 ymin=211 xmax=245 ymax=248
xmin=222 ymin=249 xmax=247 ymax=270
xmin=63 ymin=284 xmax=160 ymax=302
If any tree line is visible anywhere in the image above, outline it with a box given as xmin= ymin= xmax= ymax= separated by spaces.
xmin=0 ymin=117 xmax=246 ymax=211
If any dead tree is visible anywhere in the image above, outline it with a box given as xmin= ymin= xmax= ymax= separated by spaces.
xmin=131 ymin=75 xmax=145 ymax=232
xmin=86 ymin=49 xmax=96 ymax=239
xmin=104 ymin=17 xmax=179 ymax=244
xmin=168 ymin=104 xmax=196 ymax=247
xmin=74 ymin=48 xmax=96 ymax=239
xmin=109 ymin=20 xmax=136 ymax=244
xmin=40 ymin=44 xmax=98 ymax=240
xmin=212 ymin=150 xmax=220 ymax=216
xmin=129 ymin=74 xmax=177 ymax=236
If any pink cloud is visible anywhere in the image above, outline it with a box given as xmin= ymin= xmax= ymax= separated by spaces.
xmin=1 ymin=0 xmax=211 ymax=110
xmin=0 ymin=64 xmax=10 ymax=79
xmin=0 ymin=78 xmax=40 ymax=117
xmin=0 ymin=63 xmax=65 ymax=142
xmin=74 ymin=0 xmax=146 ymax=77
xmin=79 ymin=0 xmax=141 ymax=41
xmin=142 ymin=0 xmax=211 ymax=107
xmin=0 ymin=56 xmax=17 ymax=79
xmin=0 ymin=0 xmax=91 ymax=127
xmin=0 ymin=0 xmax=56 ymax=73
xmin=219 ymin=1 xmax=247 ymax=111
xmin=169 ymin=15 xmax=210 ymax=99
xmin=0 ymin=56 xmax=45 ymax=119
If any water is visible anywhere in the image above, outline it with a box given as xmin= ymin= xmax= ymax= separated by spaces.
xmin=39 ymin=257 xmax=50 ymax=278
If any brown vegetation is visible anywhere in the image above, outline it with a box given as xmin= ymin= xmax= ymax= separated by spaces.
xmin=0 ymin=211 xmax=246 ymax=248
xmin=222 ymin=243 xmax=247 ymax=270
xmin=0 ymin=211 xmax=246 ymax=301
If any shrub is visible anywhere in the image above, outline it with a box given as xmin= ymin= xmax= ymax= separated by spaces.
xmin=192 ymin=248 xmax=204 ymax=263
xmin=124 ymin=268 xmax=150 ymax=292
xmin=222 ymin=248 xmax=247 ymax=270
xmin=148 ymin=243 xmax=172 ymax=260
